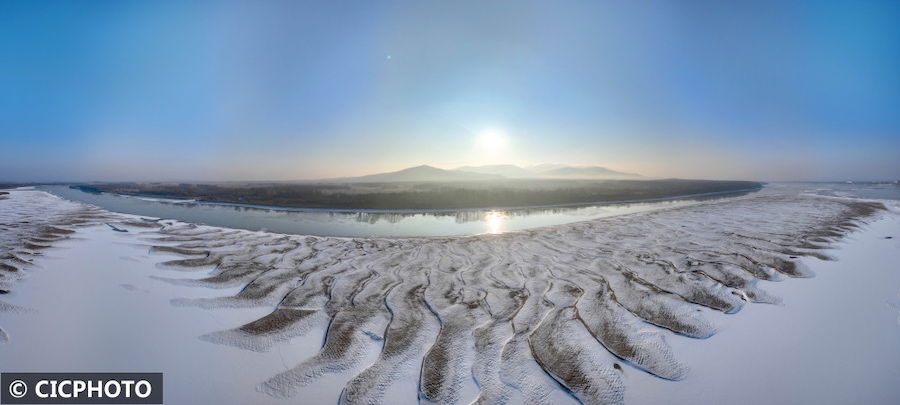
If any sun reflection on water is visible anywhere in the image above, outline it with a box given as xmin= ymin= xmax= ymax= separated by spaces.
xmin=484 ymin=210 xmax=508 ymax=234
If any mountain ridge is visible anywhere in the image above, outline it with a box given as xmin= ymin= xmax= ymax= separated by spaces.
xmin=324 ymin=164 xmax=642 ymax=183
xmin=455 ymin=164 xmax=642 ymax=179
xmin=334 ymin=165 xmax=504 ymax=183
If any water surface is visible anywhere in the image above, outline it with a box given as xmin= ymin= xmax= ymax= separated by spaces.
xmin=44 ymin=185 xmax=760 ymax=237
xmin=46 ymin=181 xmax=897 ymax=237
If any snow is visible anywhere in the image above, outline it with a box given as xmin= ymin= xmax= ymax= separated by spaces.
xmin=626 ymin=214 xmax=900 ymax=404
xmin=1 ymin=188 xmax=898 ymax=404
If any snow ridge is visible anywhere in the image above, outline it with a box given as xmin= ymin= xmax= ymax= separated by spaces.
xmin=144 ymin=194 xmax=885 ymax=403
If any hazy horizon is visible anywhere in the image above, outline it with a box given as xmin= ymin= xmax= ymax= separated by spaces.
xmin=2 ymin=1 xmax=898 ymax=183
xmin=3 ymin=161 xmax=898 ymax=184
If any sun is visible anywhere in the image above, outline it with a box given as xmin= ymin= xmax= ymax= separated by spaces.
xmin=477 ymin=130 xmax=507 ymax=151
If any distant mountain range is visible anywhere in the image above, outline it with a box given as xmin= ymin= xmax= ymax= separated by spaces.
xmin=456 ymin=164 xmax=641 ymax=179
xmin=453 ymin=164 xmax=535 ymax=178
xmin=534 ymin=166 xmax=642 ymax=179
xmin=330 ymin=164 xmax=641 ymax=183
xmin=338 ymin=165 xmax=503 ymax=183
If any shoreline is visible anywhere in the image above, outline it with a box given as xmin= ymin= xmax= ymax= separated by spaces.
xmin=99 ymin=187 xmax=764 ymax=215
xmin=75 ymin=178 xmax=763 ymax=212
xmin=42 ymin=185 xmax=766 ymax=238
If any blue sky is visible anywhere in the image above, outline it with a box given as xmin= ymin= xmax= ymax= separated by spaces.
xmin=1 ymin=0 xmax=898 ymax=181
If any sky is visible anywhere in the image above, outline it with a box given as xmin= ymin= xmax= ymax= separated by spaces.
xmin=1 ymin=0 xmax=898 ymax=182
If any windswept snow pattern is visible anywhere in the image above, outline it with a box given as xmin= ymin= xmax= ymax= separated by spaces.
xmin=0 ymin=189 xmax=889 ymax=403
xmin=0 ymin=190 xmax=120 ymax=343
xmin=146 ymin=194 xmax=885 ymax=404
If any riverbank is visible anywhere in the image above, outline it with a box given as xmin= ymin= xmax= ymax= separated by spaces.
xmin=79 ymin=179 xmax=763 ymax=211
xmin=44 ymin=185 xmax=760 ymax=237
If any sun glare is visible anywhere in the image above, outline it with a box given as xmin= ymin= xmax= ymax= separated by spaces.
xmin=477 ymin=130 xmax=507 ymax=151
xmin=485 ymin=210 xmax=508 ymax=234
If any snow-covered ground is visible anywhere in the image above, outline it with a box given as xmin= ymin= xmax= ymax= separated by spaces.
xmin=1 ymin=188 xmax=897 ymax=404
xmin=627 ymin=214 xmax=900 ymax=404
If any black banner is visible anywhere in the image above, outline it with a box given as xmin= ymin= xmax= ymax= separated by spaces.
xmin=1 ymin=373 xmax=162 ymax=404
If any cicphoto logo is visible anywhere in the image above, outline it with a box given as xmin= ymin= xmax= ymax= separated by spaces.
xmin=1 ymin=373 xmax=162 ymax=404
